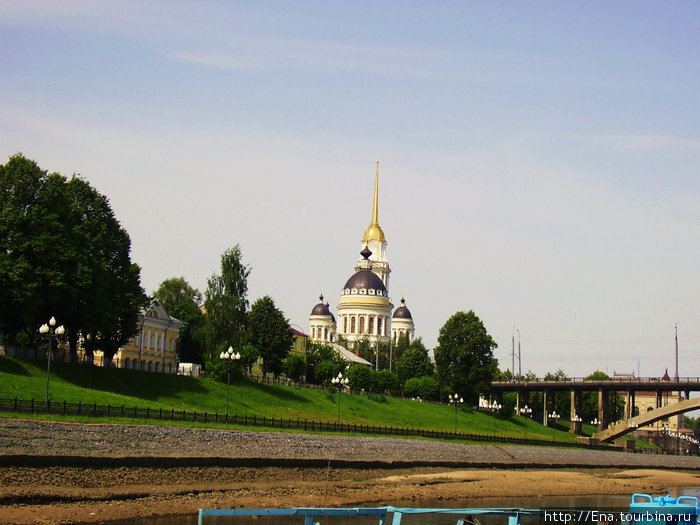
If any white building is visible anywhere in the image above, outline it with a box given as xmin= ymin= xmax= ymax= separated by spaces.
xmin=309 ymin=162 xmax=415 ymax=352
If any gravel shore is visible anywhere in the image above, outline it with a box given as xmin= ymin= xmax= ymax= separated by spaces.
xmin=2 ymin=418 xmax=700 ymax=469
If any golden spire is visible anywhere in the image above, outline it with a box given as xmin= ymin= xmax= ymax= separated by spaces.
xmin=362 ymin=160 xmax=386 ymax=243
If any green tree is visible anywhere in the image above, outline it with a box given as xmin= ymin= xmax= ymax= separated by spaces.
xmin=581 ymin=370 xmax=625 ymax=423
xmin=305 ymin=341 xmax=345 ymax=384
xmin=374 ymin=369 xmax=400 ymax=395
xmin=404 ymin=376 xmax=440 ymax=400
xmin=203 ymin=245 xmax=250 ymax=366
xmin=392 ymin=332 xmax=412 ymax=363
xmin=239 ymin=343 xmax=259 ymax=374
xmin=395 ymin=340 xmax=433 ymax=386
xmin=347 ymin=364 xmax=373 ymax=392
xmin=544 ymin=369 xmax=570 ymax=419
xmin=154 ymin=277 xmax=204 ymax=363
xmin=282 ymin=353 xmax=306 ymax=382
xmin=434 ymin=310 xmax=498 ymax=405
xmin=247 ymin=295 xmax=293 ymax=378
xmin=0 ymin=154 xmax=147 ymax=363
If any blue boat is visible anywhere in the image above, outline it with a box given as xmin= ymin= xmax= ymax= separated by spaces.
xmin=198 ymin=494 xmax=699 ymax=525
xmin=628 ymin=494 xmax=698 ymax=525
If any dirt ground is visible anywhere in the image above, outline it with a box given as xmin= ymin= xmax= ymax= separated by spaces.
xmin=1 ymin=466 xmax=699 ymax=525
xmin=2 ymin=419 xmax=700 ymax=525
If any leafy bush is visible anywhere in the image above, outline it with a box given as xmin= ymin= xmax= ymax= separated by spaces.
xmin=347 ymin=365 xmax=373 ymax=392
xmin=374 ymin=370 xmax=400 ymax=395
xmin=404 ymin=375 xmax=439 ymax=400
xmin=282 ymin=353 xmax=306 ymax=382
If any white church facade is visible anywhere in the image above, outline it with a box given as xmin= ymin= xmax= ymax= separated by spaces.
xmin=309 ymin=162 xmax=415 ymax=354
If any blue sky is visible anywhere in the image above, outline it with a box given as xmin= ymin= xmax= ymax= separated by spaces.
xmin=1 ymin=1 xmax=698 ymax=378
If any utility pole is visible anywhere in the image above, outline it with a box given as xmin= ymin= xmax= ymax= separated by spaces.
xmin=512 ymin=326 xmax=516 ymax=378
xmin=517 ymin=329 xmax=521 ymax=379
xmin=674 ymin=323 xmax=679 ymax=381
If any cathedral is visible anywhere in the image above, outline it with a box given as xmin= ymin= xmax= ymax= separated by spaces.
xmin=309 ymin=162 xmax=415 ymax=355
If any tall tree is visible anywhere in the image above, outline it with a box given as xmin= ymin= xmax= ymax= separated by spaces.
xmin=154 ymin=277 xmax=204 ymax=363
xmin=203 ymin=245 xmax=250 ymax=364
xmin=0 ymin=154 xmax=147 ymax=362
xmin=395 ymin=338 xmax=433 ymax=386
xmin=305 ymin=341 xmax=345 ymax=384
xmin=434 ymin=310 xmax=498 ymax=404
xmin=247 ymin=295 xmax=293 ymax=378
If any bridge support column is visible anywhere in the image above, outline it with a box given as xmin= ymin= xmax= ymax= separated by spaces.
xmin=543 ymin=389 xmax=549 ymax=427
xmin=570 ymin=390 xmax=582 ymax=434
xmin=516 ymin=389 xmax=521 ymax=415
xmin=625 ymin=390 xmax=635 ymax=420
xmin=598 ymin=388 xmax=608 ymax=430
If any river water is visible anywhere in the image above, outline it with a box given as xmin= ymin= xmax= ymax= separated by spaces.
xmin=105 ymin=488 xmax=700 ymax=525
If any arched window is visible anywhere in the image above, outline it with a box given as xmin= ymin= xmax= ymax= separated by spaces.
xmin=359 ymin=317 xmax=365 ymax=333
xmin=377 ymin=318 xmax=382 ymax=335
xmin=351 ymin=317 xmax=356 ymax=333
xmin=368 ymin=317 xmax=374 ymax=334
xmin=324 ymin=327 xmax=328 ymax=340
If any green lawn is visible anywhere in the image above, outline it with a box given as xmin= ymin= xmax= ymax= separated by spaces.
xmin=0 ymin=355 xmax=583 ymax=443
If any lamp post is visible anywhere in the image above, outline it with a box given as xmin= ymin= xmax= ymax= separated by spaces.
xmin=572 ymin=413 xmax=582 ymax=435
xmin=219 ymin=346 xmax=240 ymax=421
xmin=448 ymin=394 xmax=463 ymax=433
xmin=591 ymin=417 xmax=600 ymax=431
xmin=38 ymin=317 xmax=65 ymax=406
xmin=519 ymin=404 xmax=532 ymax=438
xmin=331 ymin=372 xmax=349 ymax=422
xmin=548 ymin=411 xmax=560 ymax=438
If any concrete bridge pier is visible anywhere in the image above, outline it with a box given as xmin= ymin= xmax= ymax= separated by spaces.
xmin=625 ymin=389 xmax=636 ymax=420
xmin=597 ymin=388 xmax=609 ymax=431
xmin=569 ymin=390 xmax=582 ymax=434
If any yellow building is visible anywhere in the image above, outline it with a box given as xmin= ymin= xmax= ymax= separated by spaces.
xmin=289 ymin=327 xmax=308 ymax=357
xmin=85 ymin=301 xmax=184 ymax=373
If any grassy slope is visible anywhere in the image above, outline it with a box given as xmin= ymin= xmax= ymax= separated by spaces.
xmin=0 ymin=355 xmax=592 ymax=442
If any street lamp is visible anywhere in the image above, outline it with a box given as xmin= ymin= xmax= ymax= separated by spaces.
xmin=548 ymin=411 xmax=560 ymax=438
xmin=331 ymin=372 xmax=349 ymax=422
xmin=591 ymin=417 xmax=600 ymax=430
xmin=448 ymin=394 xmax=463 ymax=433
xmin=219 ymin=346 xmax=240 ymax=421
xmin=572 ymin=413 xmax=582 ymax=435
xmin=519 ymin=405 xmax=532 ymax=417
xmin=38 ymin=317 xmax=65 ymax=406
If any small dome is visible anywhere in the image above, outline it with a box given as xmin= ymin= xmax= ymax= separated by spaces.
xmin=343 ymin=269 xmax=386 ymax=293
xmin=393 ymin=297 xmax=412 ymax=319
xmin=310 ymin=295 xmax=332 ymax=316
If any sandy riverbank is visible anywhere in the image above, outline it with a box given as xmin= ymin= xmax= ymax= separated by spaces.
xmin=1 ymin=419 xmax=699 ymax=524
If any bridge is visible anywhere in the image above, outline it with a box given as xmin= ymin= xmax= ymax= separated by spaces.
xmin=593 ymin=397 xmax=700 ymax=442
xmin=491 ymin=377 xmax=700 ymax=432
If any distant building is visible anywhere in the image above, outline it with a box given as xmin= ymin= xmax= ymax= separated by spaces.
xmin=288 ymin=326 xmax=308 ymax=357
xmin=616 ymin=369 xmax=683 ymax=434
xmin=87 ymin=300 xmax=184 ymax=373
xmin=308 ymin=162 xmax=415 ymax=359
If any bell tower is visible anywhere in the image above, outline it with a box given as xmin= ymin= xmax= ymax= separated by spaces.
xmin=356 ymin=160 xmax=391 ymax=292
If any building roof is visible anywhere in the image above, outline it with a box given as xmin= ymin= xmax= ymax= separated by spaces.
xmin=343 ymin=268 xmax=386 ymax=293
xmin=392 ymin=297 xmax=413 ymax=319
xmin=288 ymin=326 xmax=309 ymax=338
xmin=310 ymin=294 xmax=333 ymax=316
xmin=331 ymin=343 xmax=373 ymax=367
